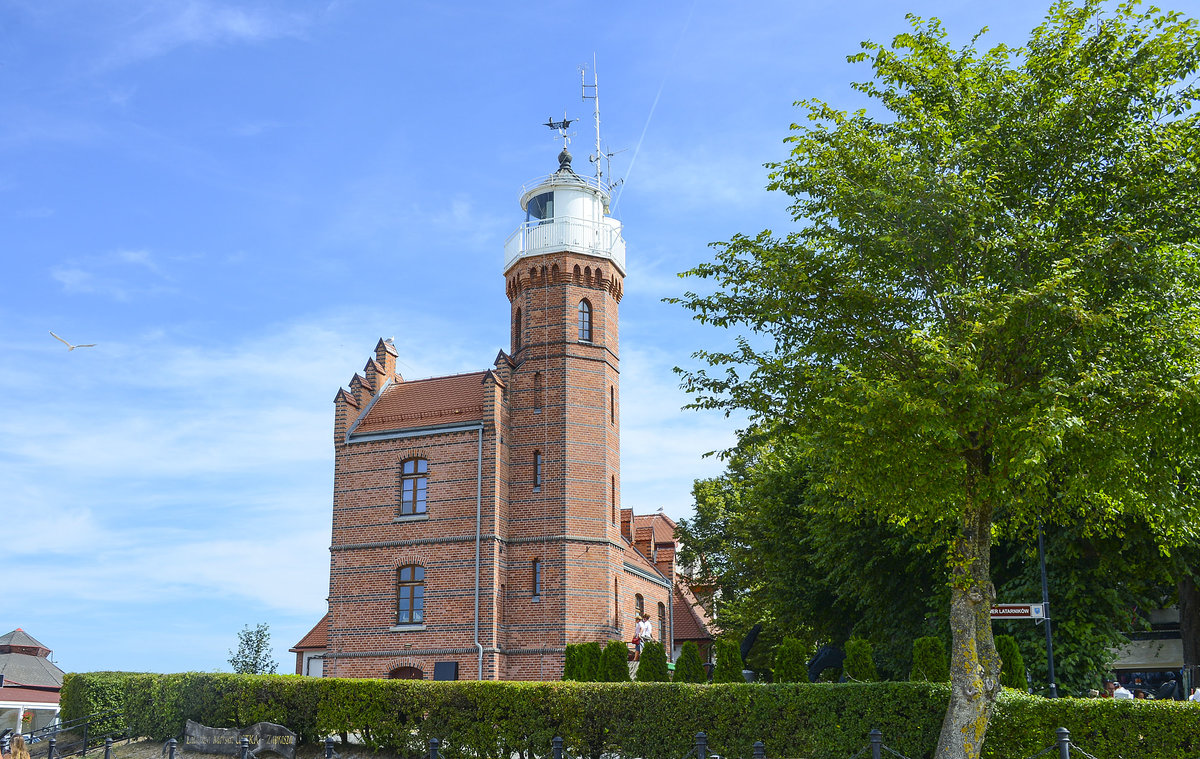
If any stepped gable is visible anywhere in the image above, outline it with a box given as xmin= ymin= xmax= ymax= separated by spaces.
xmin=352 ymin=371 xmax=489 ymax=434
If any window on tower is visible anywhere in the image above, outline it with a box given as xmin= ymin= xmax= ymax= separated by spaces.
xmin=533 ymin=372 xmax=543 ymax=412
xmin=396 ymin=564 xmax=425 ymax=625
xmin=533 ymin=450 xmax=542 ymax=490
xmin=514 ymin=307 xmax=522 ymax=350
xmin=578 ymin=299 xmax=592 ymax=342
xmin=658 ymin=602 xmax=666 ymax=642
xmin=398 ymin=458 xmax=428 ymax=516
xmin=527 ymin=192 xmax=554 ymax=224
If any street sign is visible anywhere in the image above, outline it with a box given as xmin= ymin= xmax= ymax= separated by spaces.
xmin=990 ymin=603 xmax=1045 ymax=620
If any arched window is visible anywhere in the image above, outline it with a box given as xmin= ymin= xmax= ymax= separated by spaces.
xmin=398 ymin=458 xmax=428 ymax=516
xmin=389 ymin=666 xmax=423 ymax=680
xmin=573 ymin=265 xmax=582 ymax=284
xmin=635 ymin=593 xmax=645 ymax=619
xmin=578 ymin=299 xmax=592 ymax=342
xmin=396 ymin=565 xmax=425 ymax=624
xmin=533 ymin=372 xmax=543 ymax=412
xmin=533 ymin=450 xmax=542 ymax=489
xmin=658 ymin=602 xmax=667 ymax=643
xmin=513 ymin=307 xmax=522 ymax=350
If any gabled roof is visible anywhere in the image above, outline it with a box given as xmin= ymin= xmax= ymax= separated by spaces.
xmin=672 ymin=582 xmax=714 ymax=643
xmin=290 ymin=614 xmax=329 ymax=653
xmin=352 ymin=371 xmax=488 ymax=435
xmin=632 ymin=512 xmax=677 ymax=545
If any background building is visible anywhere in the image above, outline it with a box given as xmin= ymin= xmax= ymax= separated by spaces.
xmin=0 ymin=629 xmax=63 ymax=734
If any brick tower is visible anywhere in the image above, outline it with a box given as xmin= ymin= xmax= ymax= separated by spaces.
xmin=314 ymin=133 xmax=679 ymax=682
xmin=498 ymin=144 xmax=632 ymax=677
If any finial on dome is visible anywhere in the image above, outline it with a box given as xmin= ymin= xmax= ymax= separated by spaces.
xmin=558 ymin=147 xmax=573 ymax=172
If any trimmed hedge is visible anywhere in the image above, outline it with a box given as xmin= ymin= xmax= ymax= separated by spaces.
xmin=60 ymin=673 xmax=1200 ymax=759
xmin=910 ymin=637 xmax=950 ymax=683
xmin=771 ymin=638 xmax=809 ymax=683
xmin=843 ymin=638 xmax=877 ymax=682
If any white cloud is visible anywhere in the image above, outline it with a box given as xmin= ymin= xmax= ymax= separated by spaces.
xmin=50 ymin=248 xmax=174 ymax=300
xmin=99 ymin=1 xmax=309 ymax=69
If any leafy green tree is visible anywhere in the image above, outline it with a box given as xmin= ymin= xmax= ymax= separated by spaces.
xmin=228 ymin=623 xmax=278 ymax=675
xmin=710 ymin=639 xmax=744 ymax=683
xmin=844 ymin=638 xmax=878 ymax=682
xmin=994 ymin=636 xmax=1026 ymax=690
xmin=635 ymin=641 xmax=670 ymax=682
xmin=671 ymin=2 xmax=1200 ymax=754
xmin=674 ymin=642 xmax=708 ymax=683
xmin=677 ymin=439 xmax=949 ymax=680
xmin=577 ymin=641 xmax=603 ymax=683
xmin=600 ymin=640 xmax=631 ymax=682
xmin=910 ymin=637 xmax=950 ymax=683
xmin=772 ymin=638 xmax=810 ymax=683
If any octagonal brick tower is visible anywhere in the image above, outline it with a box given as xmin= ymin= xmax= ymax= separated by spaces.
xmin=499 ymin=146 xmax=629 ymax=677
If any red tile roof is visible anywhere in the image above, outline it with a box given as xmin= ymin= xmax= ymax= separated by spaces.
xmin=632 ymin=512 xmax=677 ymax=545
xmin=353 ymin=372 xmax=488 ymax=434
xmin=290 ymin=613 xmax=329 ymax=652
xmin=673 ymin=582 xmax=714 ymax=642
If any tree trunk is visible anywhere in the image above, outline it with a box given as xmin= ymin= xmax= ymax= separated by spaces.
xmin=1179 ymin=571 xmax=1200 ymax=676
xmin=935 ymin=502 xmax=1002 ymax=759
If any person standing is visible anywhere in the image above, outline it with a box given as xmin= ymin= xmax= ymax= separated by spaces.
xmin=1113 ymin=682 xmax=1134 ymax=700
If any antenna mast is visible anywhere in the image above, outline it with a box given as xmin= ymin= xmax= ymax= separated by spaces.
xmin=581 ymin=57 xmax=603 ymax=186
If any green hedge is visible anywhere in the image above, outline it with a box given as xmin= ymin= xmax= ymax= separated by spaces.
xmin=60 ymin=673 xmax=1200 ymax=759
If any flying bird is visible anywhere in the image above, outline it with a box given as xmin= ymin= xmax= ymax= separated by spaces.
xmin=49 ymin=331 xmax=96 ymax=351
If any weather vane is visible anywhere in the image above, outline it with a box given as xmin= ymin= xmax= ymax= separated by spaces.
xmin=543 ymin=113 xmax=575 ymax=148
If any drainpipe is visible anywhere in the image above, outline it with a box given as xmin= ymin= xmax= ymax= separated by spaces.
xmin=474 ymin=426 xmax=484 ymax=679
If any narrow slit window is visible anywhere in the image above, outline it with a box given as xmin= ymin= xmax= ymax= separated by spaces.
xmin=534 ymin=450 xmax=542 ymax=488
xmin=534 ymin=372 xmax=543 ymax=412
xmin=532 ymin=559 xmax=541 ymax=598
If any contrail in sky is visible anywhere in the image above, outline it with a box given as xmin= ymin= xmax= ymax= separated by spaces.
xmin=614 ymin=0 xmax=697 ymax=215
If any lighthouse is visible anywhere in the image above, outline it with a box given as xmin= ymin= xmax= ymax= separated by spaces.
xmin=308 ymin=76 xmax=699 ymax=682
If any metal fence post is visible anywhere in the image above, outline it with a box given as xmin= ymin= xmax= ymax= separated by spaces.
xmin=48 ymin=737 xmax=56 ymax=759
xmin=552 ymin=736 xmax=563 ymax=759
xmin=1056 ymin=728 xmax=1070 ymax=759
xmin=752 ymin=741 xmax=765 ymax=759
xmin=429 ymin=737 xmax=440 ymax=759
xmin=325 ymin=737 xmax=335 ymax=759
xmin=695 ymin=732 xmax=707 ymax=759
xmin=240 ymin=737 xmax=249 ymax=759
xmin=104 ymin=737 xmax=113 ymax=759
xmin=869 ymin=730 xmax=882 ymax=759
xmin=168 ymin=738 xmax=177 ymax=759
xmin=82 ymin=720 xmax=89 ymax=756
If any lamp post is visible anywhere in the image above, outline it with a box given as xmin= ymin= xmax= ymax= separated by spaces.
xmin=1038 ymin=523 xmax=1058 ymax=698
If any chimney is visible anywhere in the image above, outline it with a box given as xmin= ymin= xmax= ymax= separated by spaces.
xmin=635 ymin=526 xmax=654 ymax=560
xmin=655 ymin=544 xmax=676 ymax=579
xmin=621 ymin=509 xmax=633 ymax=542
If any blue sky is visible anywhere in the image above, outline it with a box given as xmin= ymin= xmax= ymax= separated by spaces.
xmin=4 ymin=0 xmax=1197 ymax=676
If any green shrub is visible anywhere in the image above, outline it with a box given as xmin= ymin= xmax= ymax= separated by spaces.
xmin=673 ymin=642 xmax=707 ymax=683
xmin=600 ymin=640 xmax=632 ymax=682
xmin=710 ymin=639 xmax=744 ymax=683
xmin=563 ymin=644 xmax=580 ymax=681
xmin=995 ymin=635 xmax=1026 ymax=690
xmin=910 ymin=636 xmax=949 ymax=682
xmin=577 ymin=641 xmax=603 ymax=683
xmin=771 ymin=638 xmax=809 ymax=683
xmin=844 ymin=638 xmax=878 ymax=682
xmin=635 ymin=641 xmax=669 ymax=682
xmin=59 ymin=672 xmax=1200 ymax=758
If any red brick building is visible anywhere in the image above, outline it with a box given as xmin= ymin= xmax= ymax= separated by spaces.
xmin=296 ymin=147 xmax=710 ymax=681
